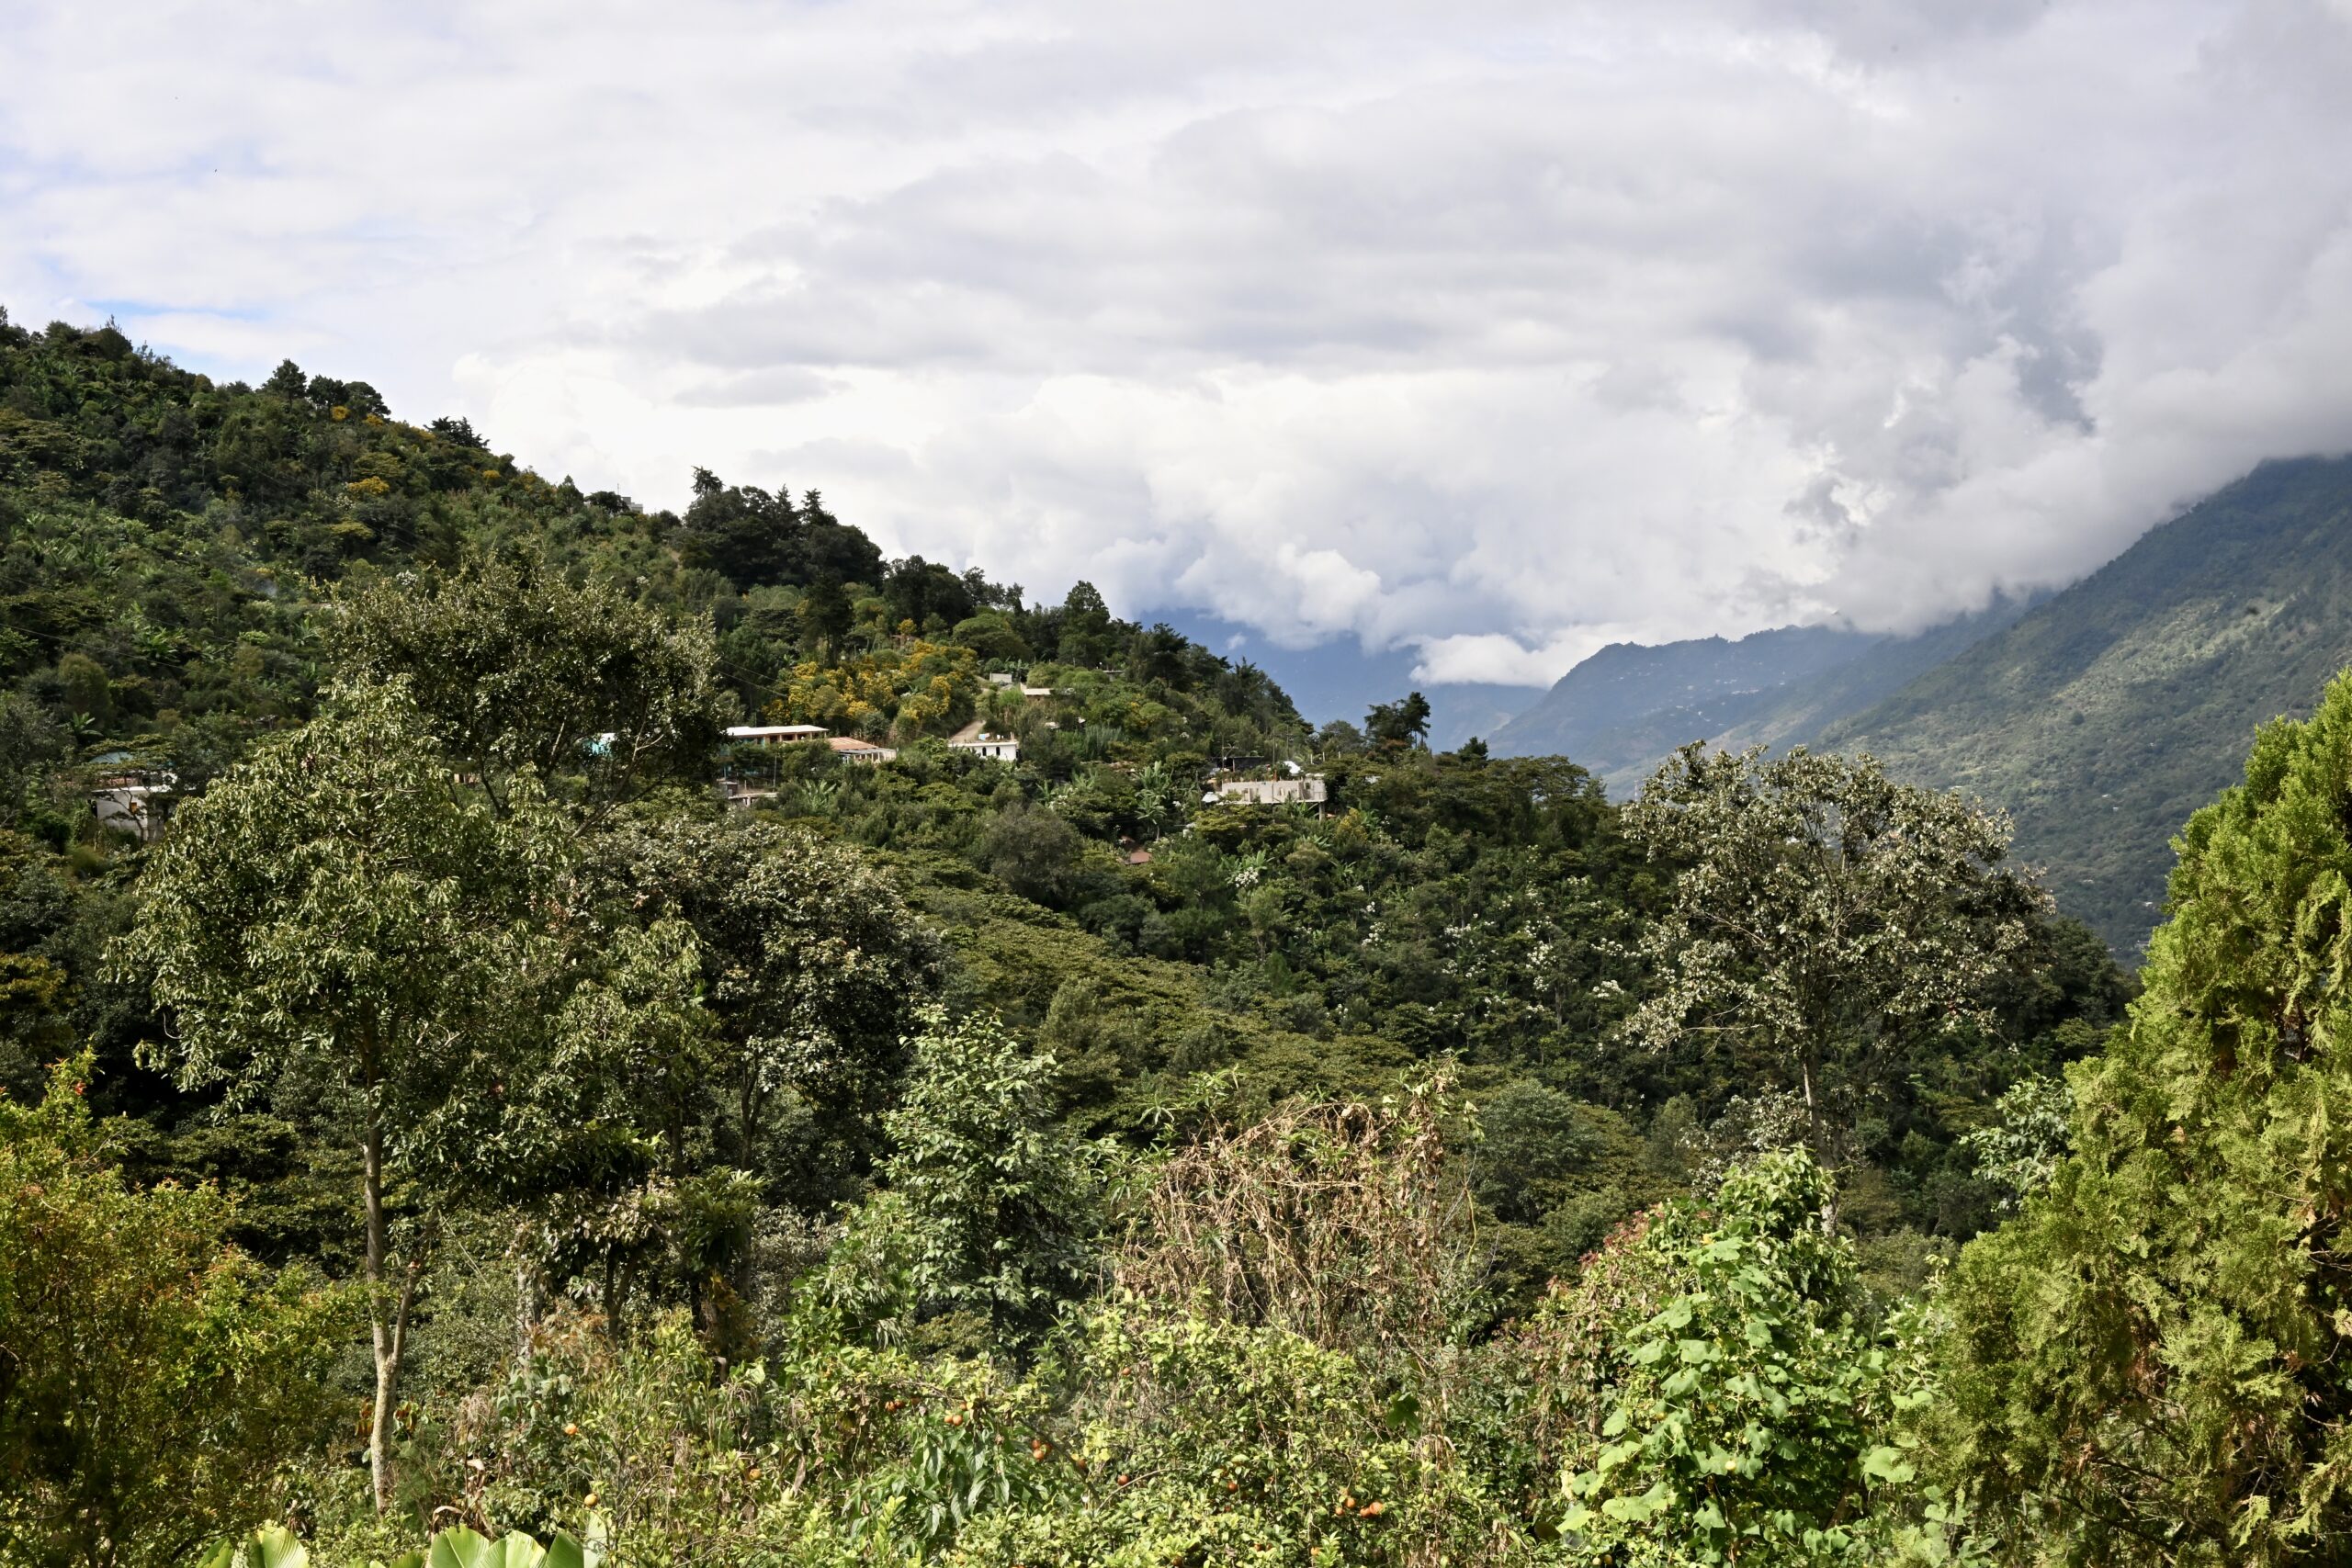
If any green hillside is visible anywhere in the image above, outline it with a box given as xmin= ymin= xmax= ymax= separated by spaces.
xmin=1698 ymin=599 xmax=2031 ymax=781
xmin=1824 ymin=454 xmax=2352 ymax=953
xmin=47 ymin=309 xmax=2348 ymax=1563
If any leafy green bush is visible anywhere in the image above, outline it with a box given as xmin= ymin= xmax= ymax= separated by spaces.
xmin=949 ymin=1305 xmax=1526 ymax=1567
xmin=878 ymin=1010 xmax=1106 ymax=1346
xmin=1537 ymin=1149 xmax=1907 ymax=1565
xmin=0 ymin=1060 xmax=348 ymax=1568
xmin=200 ymin=1520 xmax=604 ymax=1568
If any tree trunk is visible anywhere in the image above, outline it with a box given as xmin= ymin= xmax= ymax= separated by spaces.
xmin=514 ymin=1221 xmax=540 ymax=1366
xmin=363 ymin=1112 xmax=390 ymax=1509
xmin=362 ymin=1110 xmax=414 ymax=1514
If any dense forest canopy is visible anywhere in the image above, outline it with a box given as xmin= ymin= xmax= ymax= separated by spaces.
xmin=6 ymin=310 xmax=2342 ymax=1565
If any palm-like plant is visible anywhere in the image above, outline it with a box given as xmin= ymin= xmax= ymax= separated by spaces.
xmin=196 ymin=1523 xmax=606 ymax=1568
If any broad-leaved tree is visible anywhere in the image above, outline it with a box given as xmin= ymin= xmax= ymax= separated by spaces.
xmin=119 ymin=682 xmax=568 ymax=1511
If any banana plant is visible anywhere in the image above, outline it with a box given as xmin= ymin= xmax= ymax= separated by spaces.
xmin=395 ymin=1522 xmax=605 ymax=1568
xmin=196 ymin=1522 xmax=604 ymax=1568
xmin=192 ymin=1527 xmax=310 ymax=1568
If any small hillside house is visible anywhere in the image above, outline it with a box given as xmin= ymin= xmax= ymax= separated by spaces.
xmin=1211 ymin=774 xmax=1328 ymax=807
xmin=725 ymin=724 xmax=830 ymax=746
xmin=91 ymin=770 xmax=176 ymax=842
xmin=946 ymin=719 xmax=1020 ymax=761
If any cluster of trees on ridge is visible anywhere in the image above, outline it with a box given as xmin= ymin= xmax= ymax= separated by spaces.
xmin=2 ymin=312 xmax=2343 ymax=1564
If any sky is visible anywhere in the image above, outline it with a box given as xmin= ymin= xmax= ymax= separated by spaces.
xmin=6 ymin=1 xmax=2351 ymax=690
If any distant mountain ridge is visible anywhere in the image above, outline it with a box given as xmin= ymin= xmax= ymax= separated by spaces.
xmin=1491 ymin=452 xmax=2352 ymax=953
xmin=1825 ymin=453 xmax=2352 ymax=952
xmin=1488 ymin=600 xmax=2031 ymax=795
xmin=1489 ymin=626 xmax=1876 ymax=786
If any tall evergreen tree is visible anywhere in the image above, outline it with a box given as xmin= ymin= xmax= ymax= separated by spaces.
xmin=1929 ymin=671 xmax=2352 ymax=1563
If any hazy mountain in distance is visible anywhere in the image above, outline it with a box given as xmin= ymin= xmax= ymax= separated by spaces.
xmin=1825 ymin=453 xmax=2352 ymax=953
xmin=1487 ymin=603 xmax=2030 ymax=794
xmin=1487 ymin=626 xmax=1878 ymax=784
xmin=1174 ymin=450 xmax=2352 ymax=957
xmin=1694 ymin=597 xmax=2037 ymax=772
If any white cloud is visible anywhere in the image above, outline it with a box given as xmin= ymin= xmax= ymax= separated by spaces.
xmin=6 ymin=0 xmax=2349 ymax=687
xmin=1410 ymin=628 xmax=1634 ymax=687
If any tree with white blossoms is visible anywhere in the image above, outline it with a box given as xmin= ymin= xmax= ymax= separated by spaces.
xmin=1618 ymin=745 xmax=2043 ymax=1169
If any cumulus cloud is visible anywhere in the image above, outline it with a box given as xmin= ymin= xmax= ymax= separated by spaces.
xmin=5 ymin=0 xmax=2349 ymax=684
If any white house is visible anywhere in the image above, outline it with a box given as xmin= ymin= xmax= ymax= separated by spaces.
xmin=1213 ymin=775 xmax=1328 ymax=807
xmin=946 ymin=718 xmax=1020 ymax=761
xmin=829 ymin=737 xmax=898 ymax=765
xmin=725 ymin=724 xmax=830 ymax=746
xmin=91 ymin=775 xmax=175 ymax=841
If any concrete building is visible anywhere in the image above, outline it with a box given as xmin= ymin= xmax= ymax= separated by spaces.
xmin=718 ymin=779 xmax=776 ymax=810
xmin=725 ymin=724 xmax=830 ymax=746
xmin=946 ymin=718 xmax=1020 ymax=761
xmin=91 ymin=773 xmax=175 ymax=842
xmin=1210 ymin=775 xmax=1328 ymax=807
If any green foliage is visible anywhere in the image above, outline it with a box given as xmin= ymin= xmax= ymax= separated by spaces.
xmin=363 ymin=1301 xmax=1057 ymax=1563
xmin=951 ymin=1306 xmax=1526 ymax=1567
xmin=951 ymin=613 xmax=1032 ymax=663
xmin=879 ymin=1010 xmax=1106 ymax=1345
xmin=193 ymin=1525 xmax=314 ymax=1568
xmin=1622 ymin=746 xmax=2045 ymax=1183
xmin=0 ymin=829 xmax=77 ymax=1095
xmin=1473 ymin=1077 xmax=1603 ymax=1224
xmin=564 ymin=812 xmax=940 ymax=1225
xmin=1928 ymin=668 xmax=2352 ymax=1563
xmin=678 ymin=469 xmax=881 ymax=593
xmin=0 ymin=1059 xmax=347 ymax=1568
xmin=1547 ymin=1150 xmax=1904 ymax=1565
xmin=334 ymin=556 xmax=721 ymax=819
xmin=1956 ymin=1075 xmax=2071 ymax=1212
xmin=198 ymin=1520 xmax=605 ymax=1568
xmin=118 ymin=681 xmax=571 ymax=1507
xmin=119 ymin=682 xmax=558 ymax=1113
xmin=1364 ymin=690 xmax=1432 ymax=752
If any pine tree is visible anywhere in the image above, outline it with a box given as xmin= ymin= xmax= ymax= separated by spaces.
xmin=1928 ymin=670 xmax=2352 ymax=1563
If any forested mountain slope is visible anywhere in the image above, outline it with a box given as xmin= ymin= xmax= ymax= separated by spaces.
xmin=1824 ymin=454 xmax=2352 ymax=953
xmin=1487 ymin=625 xmax=1877 ymax=781
xmin=3 ymin=310 xmax=2159 ymax=1562
xmin=1487 ymin=602 xmax=2029 ymax=793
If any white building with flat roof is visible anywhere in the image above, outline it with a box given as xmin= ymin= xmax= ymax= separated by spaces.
xmin=945 ymin=718 xmax=1020 ymax=761
xmin=726 ymin=724 xmax=830 ymax=746
xmin=1212 ymin=775 xmax=1327 ymax=807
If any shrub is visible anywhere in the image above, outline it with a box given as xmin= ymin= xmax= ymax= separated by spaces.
xmin=0 ymin=1059 xmax=349 ymax=1567
xmin=1532 ymin=1149 xmax=1908 ymax=1565
xmin=949 ymin=1305 xmax=1529 ymax=1567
